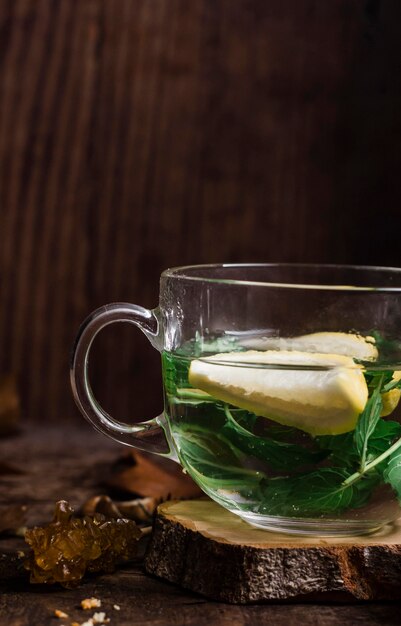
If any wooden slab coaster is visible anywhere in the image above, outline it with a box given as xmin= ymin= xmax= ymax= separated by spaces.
xmin=144 ymin=499 xmax=401 ymax=604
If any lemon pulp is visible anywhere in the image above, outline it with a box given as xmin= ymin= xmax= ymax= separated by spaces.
xmin=189 ymin=348 xmax=369 ymax=436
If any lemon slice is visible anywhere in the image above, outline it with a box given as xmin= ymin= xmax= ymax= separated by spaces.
xmin=382 ymin=372 xmax=401 ymax=417
xmin=240 ymin=332 xmax=378 ymax=360
xmin=189 ymin=350 xmax=368 ymax=436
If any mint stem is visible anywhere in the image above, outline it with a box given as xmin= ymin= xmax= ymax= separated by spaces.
xmin=343 ymin=435 xmax=401 ymax=486
xmin=176 ymin=388 xmax=213 ymax=400
xmin=359 ymin=375 xmax=384 ymax=473
xmin=224 ymin=405 xmax=253 ymax=436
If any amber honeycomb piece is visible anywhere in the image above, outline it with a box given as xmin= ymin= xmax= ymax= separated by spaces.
xmin=25 ymin=500 xmax=142 ymax=586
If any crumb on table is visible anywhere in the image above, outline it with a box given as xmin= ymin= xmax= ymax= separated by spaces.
xmin=81 ymin=597 xmax=102 ymax=610
xmin=93 ymin=612 xmax=109 ymax=624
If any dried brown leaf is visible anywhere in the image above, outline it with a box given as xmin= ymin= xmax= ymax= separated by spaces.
xmin=82 ymin=494 xmax=158 ymax=523
xmin=107 ymin=451 xmax=202 ymax=500
xmin=116 ymin=496 xmax=157 ymax=522
xmin=82 ymin=495 xmax=122 ymax=519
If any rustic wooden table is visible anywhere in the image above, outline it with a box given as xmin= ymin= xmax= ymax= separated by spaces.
xmin=1 ymin=425 xmax=401 ymax=626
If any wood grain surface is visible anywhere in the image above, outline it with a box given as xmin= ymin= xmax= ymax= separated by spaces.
xmin=145 ymin=500 xmax=401 ymax=603
xmin=0 ymin=1 xmax=401 ymax=423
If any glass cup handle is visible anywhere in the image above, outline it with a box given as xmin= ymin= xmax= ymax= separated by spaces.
xmin=70 ymin=303 xmax=171 ymax=455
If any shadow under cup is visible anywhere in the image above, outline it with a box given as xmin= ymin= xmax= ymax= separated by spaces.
xmin=71 ymin=264 xmax=401 ymax=536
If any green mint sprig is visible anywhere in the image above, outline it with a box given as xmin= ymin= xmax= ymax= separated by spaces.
xmin=258 ymin=371 xmax=401 ymax=516
xmin=341 ymin=373 xmax=401 ymax=489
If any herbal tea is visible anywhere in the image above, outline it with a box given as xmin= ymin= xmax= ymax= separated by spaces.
xmin=162 ymin=332 xmax=401 ymax=531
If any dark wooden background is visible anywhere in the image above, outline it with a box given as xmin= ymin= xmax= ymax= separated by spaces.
xmin=0 ymin=0 xmax=401 ymax=424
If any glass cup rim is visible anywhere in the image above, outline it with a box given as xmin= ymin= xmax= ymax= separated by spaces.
xmin=174 ymin=353 xmax=401 ymax=371
xmin=161 ymin=263 xmax=401 ymax=292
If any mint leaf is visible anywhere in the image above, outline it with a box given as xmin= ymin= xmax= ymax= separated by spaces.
xmin=367 ymin=420 xmax=401 ymax=457
xmin=318 ymin=420 xmax=401 ymax=472
xmin=383 ymin=447 xmax=401 ymax=499
xmin=259 ymin=468 xmax=377 ymax=516
xmin=173 ymin=425 xmax=265 ymax=490
xmin=316 ymin=432 xmax=357 ymax=468
xmin=259 ymin=423 xmax=300 ymax=442
xmin=162 ymin=352 xmax=190 ymax=395
xmin=354 ymin=376 xmax=384 ymax=469
xmin=287 ymin=468 xmax=355 ymax=514
xmin=222 ymin=406 xmax=328 ymax=472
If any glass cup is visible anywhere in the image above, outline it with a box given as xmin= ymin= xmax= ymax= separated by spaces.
xmin=70 ymin=264 xmax=401 ymax=536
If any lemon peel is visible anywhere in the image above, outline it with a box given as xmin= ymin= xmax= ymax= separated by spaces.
xmin=240 ymin=332 xmax=378 ymax=361
xmin=381 ymin=371 xmax=401 ymax=417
